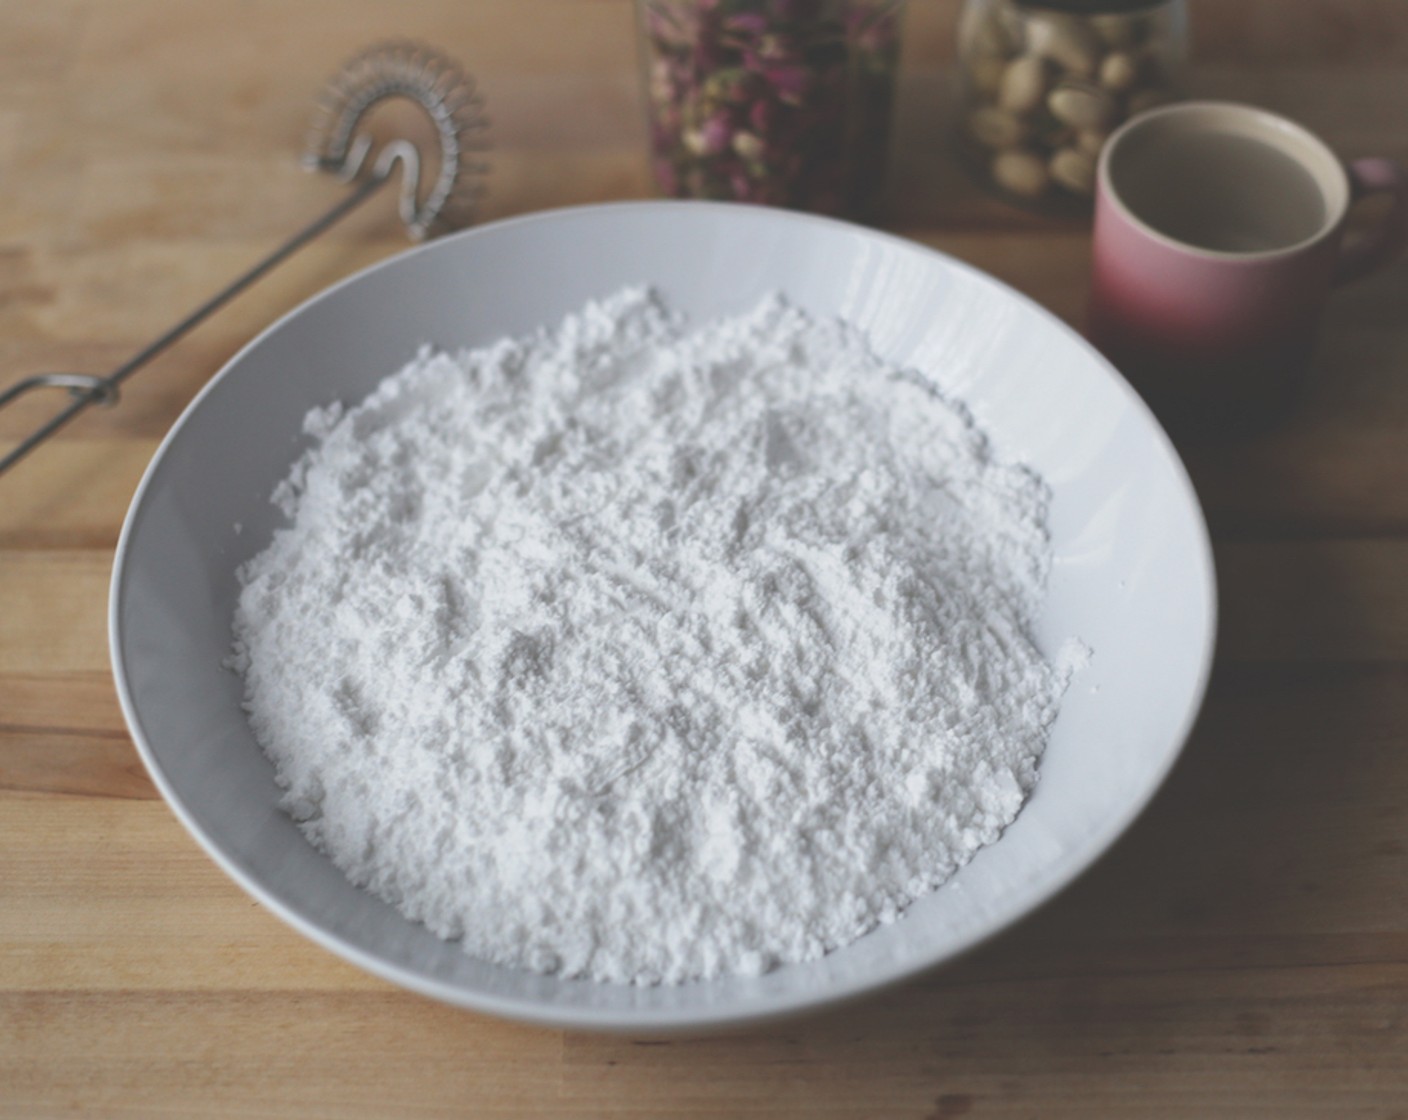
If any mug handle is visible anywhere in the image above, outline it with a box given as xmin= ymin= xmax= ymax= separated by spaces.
xmin=1334 ymin=157 xmax=1408 ymax=285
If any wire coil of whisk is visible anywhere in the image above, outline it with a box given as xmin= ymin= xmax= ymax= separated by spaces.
xmin=0 ymin=39 xmax=490 ymax=478
xmin=305 ymin=40 xmax=490 ymax=240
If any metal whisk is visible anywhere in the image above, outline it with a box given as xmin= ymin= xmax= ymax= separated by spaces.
xmin=0 ymin=40 xmax=489 ymax=478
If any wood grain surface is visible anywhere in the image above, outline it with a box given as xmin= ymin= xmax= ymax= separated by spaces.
xmin=3 ymin=2 xmax=1408 ymax=1116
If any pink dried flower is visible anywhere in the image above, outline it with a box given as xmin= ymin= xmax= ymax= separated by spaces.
xmin=683 ymin=111 xmax=731 ymax=156
xmin=731 ymin=129 xmax=765 ymax=162
xmin=722 ymin=11 xmax=768 ymax=36
xmin=700 ymin=111 xmax=733 ymax=154
xmin=763 ymin=63 xmax=811 ymax=104
xmin=748 ymin=97 xmax=777 ymax=135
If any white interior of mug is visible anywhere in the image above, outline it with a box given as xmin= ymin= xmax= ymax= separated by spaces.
xmin=1101 ymin=101 xmax=1350 ymax=257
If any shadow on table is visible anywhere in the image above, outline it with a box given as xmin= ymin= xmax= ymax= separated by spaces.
xmin=561 ymin=546 xmax=1408 ymax=1113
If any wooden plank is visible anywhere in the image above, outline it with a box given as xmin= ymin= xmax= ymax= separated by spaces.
xmin=1217 ymin=542 xmax=1408 ymax=663
xmin=0 ymin=552 xmax=111 ymax=674
xmin=902 ymin=0 xmax=1408 ymax=68
xmin=564 ymin=963 xmax=1408 ymax=1117
xmin=0 ymin=991 xmax=562 ymax=1119
xmin=0 ymin=797 xmax=390 ymax=994
xmin=0 ymin=442 xmax=153 ymax=550
xmin=0 ymin=2 xmax=90 ymax=95
xmin=0 ymin=671 xmax=127 ymax=734
xmin=1030 ymin=665 xmax=1408 ymax=941
xmin=1189 ymin=0 xmax=1408 ymax=66
xmin=0 ymin=728 xmax=152 ymax=800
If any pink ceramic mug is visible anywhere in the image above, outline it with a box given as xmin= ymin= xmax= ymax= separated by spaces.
xmin=1087 ymin=101 xmax=1408 ymax=433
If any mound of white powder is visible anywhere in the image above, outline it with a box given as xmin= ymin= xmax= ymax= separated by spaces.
xmin=230 ymin=288 xmax=1081 ymax=985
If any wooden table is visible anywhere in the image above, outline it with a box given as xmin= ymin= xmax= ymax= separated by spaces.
xmin=3 ymin=2 xmax=1407 ymax=1115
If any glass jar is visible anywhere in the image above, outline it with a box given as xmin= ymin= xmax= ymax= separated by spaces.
xmin=955 ymin=0 xmax=1188 ymax=210
xmin=637 ymin=0 xmax=904 ymax=220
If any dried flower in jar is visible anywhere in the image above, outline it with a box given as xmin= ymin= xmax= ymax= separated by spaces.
xmin=639 ymin=0 xmax=904 ymax=218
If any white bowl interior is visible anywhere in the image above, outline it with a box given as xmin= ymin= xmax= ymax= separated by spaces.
xmin=111 ymin=202 xmax=1215 ymax=1031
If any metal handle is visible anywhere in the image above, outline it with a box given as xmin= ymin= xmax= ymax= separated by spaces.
xmin=0 ymin=161 xmax=397 ymax=478
xmin=1 ymin=38 xmax=488 ymax=481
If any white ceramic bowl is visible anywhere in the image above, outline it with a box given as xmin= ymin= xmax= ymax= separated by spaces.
xmin=111 ymin=201 xmax=1216 ymax=1032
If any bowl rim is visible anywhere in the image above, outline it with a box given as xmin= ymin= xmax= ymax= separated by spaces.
xmin=109 ymin=199 xmax=1218 ymax=1033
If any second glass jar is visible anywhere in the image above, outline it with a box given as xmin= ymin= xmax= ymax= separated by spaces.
xmin=955 ymin=0 xmax=1188 ymax=210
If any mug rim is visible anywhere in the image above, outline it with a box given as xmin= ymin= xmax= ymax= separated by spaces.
xmin=1097 ymin=99 xmax=1352 ymax=264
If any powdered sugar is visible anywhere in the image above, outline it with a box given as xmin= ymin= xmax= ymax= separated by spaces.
xmin=230 ymin=288 xmax=1080 ymax=985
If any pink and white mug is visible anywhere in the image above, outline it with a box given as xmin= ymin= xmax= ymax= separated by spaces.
xmin=1087 ymin=101 xmax=1407 ymax=433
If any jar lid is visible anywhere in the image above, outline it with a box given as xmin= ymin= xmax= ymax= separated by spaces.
xmin=1021 ymin=0 xmax=1172 ymax=13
